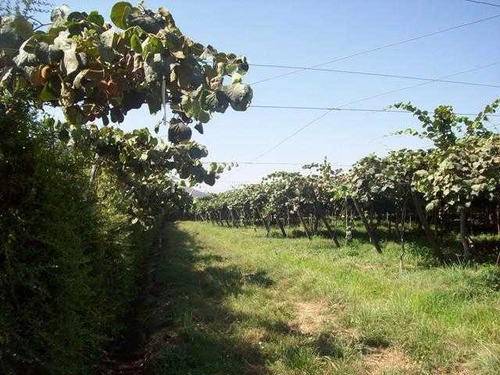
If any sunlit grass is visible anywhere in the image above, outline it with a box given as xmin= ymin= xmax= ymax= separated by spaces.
xmin=145 ymin=221 xmax=500 ymax=374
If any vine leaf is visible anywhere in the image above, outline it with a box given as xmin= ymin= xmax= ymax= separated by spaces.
xmin=88 ymin=11 xmax=105 ymax=27
xmin=130 ymin=34 xmax=142 ymax=53
xmin=110 ymin=2 xmax=134 ymax=29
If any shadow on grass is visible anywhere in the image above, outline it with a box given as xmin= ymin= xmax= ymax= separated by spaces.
xmin=140 ymin=223 xmax=273 ymax=375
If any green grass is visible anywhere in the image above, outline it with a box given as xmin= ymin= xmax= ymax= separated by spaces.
xmin=142 ymin=221 xmax=500 ymax=375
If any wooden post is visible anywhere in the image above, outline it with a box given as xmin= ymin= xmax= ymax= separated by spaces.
xmin=230 ymin=209 xmax=239 ymax=227
xmin=257 ymin=208 xmax=270 ymax=235
xmin=460 ymin=208 xmax=472 ymax=259
xmin=252 ymin=211 xmax=257 ymax=231
xmin=345 ymin=198 xmax=352 ymax=244
xmin=394 ymin=212 xmax=402 ymax=241
xmin=218 ymin=211 xmax=225 ymax=226
xmin=333 ymin=210 xmax=338 ymax=231
xmin=321 ymin=215 xmax=340 ymax=247
xmin=225 ymin=211 xmax=231 ymax=227
xmin=297 ymin=209 xmax=312 ymax=240
xmin=496 ymin=205 xmax=500 ymax=236
xmin=277 ymin=216 xmax=287 ymax=238
xmin=396 ymin=196 xmax=409 ymax=275
xmin=88 ymin=153 xmax=101 ymax=192
xmin=352 ymin=199 xmax=382 ymax=254
xmin=411 ymin=192 xmax=442 ymax=259
xmin=243 ymin=209 xmax=249 ymax=227
xmin=312 ymin=214 xmax=319 ymax=235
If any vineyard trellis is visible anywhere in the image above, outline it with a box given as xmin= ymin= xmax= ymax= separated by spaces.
xmin=194 ymin=100 xmax=500 ymax=261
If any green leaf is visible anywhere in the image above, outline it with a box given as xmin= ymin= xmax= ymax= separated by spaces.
xmin=67 ymin=12 xmax=86 ymax=22
xmin=146 ymin=93 xmax=161 ymax=114
xmin=100 ymin=29 xmax=116 ymax=48
xmin=119 ymin=151 xmax=128 ymax=163
xmin=144 ymin=53 xmax=170 ymax=83
xmin=141 ymin=36 xmax=163 ymax=60
xmin=202 ymin=90 xmax=229 ymax=113
xmin=123 ymin=91 xmax=146 ymax=110
xmin=176 ymin=62 xmax=192 ymax=88
xmin=154 ymin=120 xmax=161 ymax=133
xmin=88 ymin=11 xmax=105 ymax=27
xmin=40 ymin=80 xmax=59 ymax=101
xmin=204 ymin=173 xmax=216 ymax=186
xmin=110 ymin=2 xmax=134 ymax=29
xmin=130 ymin=34 xmax=142 ymax=53
xmin=98 ymin=29 xmax=116 ymax=62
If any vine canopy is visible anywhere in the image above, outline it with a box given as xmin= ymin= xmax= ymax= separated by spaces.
xmin=0 ymin=2 xmax=253 ymax=142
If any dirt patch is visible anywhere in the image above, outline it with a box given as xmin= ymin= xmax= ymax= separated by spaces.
xmin=363 ymin=347 xmax=413 ymax=374
xmin=292 ymin=299 xmax=333 ymax=334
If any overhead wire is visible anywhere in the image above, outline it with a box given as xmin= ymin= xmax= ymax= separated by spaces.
xmin=250 ymin=13 xmax=500 ymax=85
xmin=250 ymin=63 xmax=500 ymax=88
xmin=201 ymin=161 xmax=352 ymax=166
xmin=249 ymin=104 xmax=500 ymax=117
xmin=464 ymin=0 xmax=500 ymax=8
xmin=247 ymin=60 xmax=500 ymax=162
xmin=149 ymin=6 xmax=500 ymax=183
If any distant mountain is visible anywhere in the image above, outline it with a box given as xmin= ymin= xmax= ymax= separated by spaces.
xmin=186 ymin=187 xmax=210 ymax=198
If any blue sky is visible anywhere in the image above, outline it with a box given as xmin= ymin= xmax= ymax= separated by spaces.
xmin=43 ymin=1 xmax=500 ymax=192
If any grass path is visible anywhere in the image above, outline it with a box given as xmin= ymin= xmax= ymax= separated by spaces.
xmin=141 ymin=222 xmax=500 ymax=374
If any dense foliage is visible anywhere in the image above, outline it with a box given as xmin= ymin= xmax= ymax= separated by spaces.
xmin=0 ymin=2 xmax=252 ymax=129
xmin=1 ymin=91 xmax=152 ymax=374
xmin=0 ymin=2 xmax=251 ymax=373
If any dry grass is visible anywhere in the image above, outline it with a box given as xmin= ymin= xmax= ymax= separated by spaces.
xmin=363 ymin=347 xmax=413 ymax=374
xmin=292 ymin=300 xmax=333 ymax=334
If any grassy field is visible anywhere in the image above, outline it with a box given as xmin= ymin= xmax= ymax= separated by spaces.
xmin=140 ymin=221 xmax=500 ymax=375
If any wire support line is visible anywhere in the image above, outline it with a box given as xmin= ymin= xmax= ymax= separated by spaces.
xmin=247 ymin=60 xmax=500 ymax=163
xmin=249 ymin=104 xmax=500 ymax=117
xmin=250 ymin=64 xmax=500 ymax=88
xmin=464 ymin=0 xmax=500 ymax=8
xmin=250 ymin=13 xmax=500 ymax=85
xmin=201 ymin=161 xmax=352 ymax=166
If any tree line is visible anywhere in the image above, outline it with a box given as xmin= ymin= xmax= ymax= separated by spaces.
xmin=194 ymin=100 xmax=500 ymax=262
